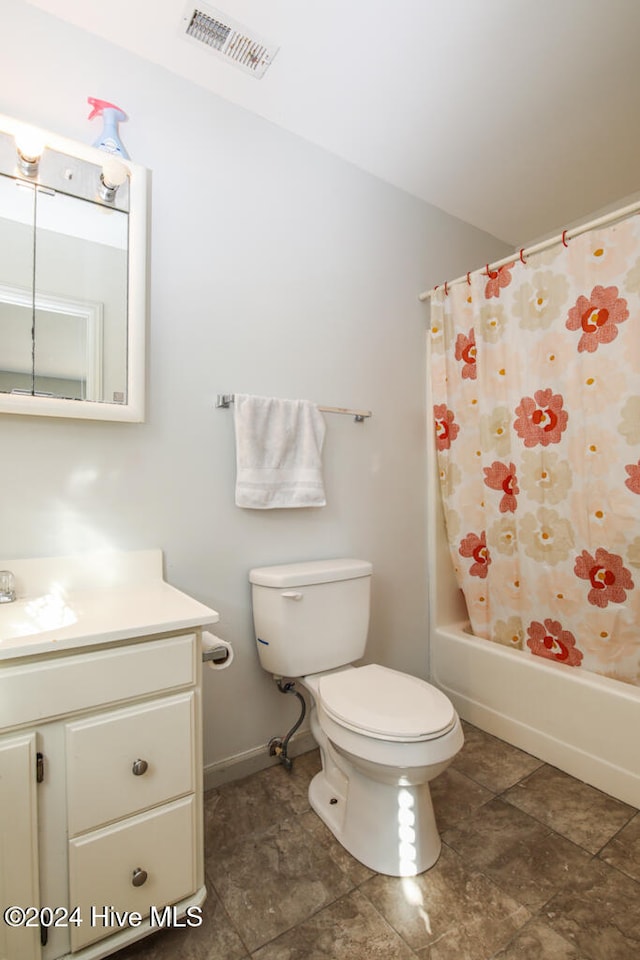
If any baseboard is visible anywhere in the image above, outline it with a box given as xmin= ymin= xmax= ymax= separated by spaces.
xmin=203 ymin=730 xmax=317 ymax=791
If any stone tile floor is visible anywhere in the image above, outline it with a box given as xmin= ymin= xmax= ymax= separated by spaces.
xmin=116 ymin=722 xmax=640 ymax=959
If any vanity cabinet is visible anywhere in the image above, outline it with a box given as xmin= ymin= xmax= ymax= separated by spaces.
xmin=0 ymin=629 xmax=207 ymax=960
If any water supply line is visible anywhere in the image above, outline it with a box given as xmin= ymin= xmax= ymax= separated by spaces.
xmin=268 ymin=678 xmax=306 ymax=772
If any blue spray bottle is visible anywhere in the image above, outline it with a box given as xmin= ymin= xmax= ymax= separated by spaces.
xmin=87 ymin=97 xmax=130 ymax=159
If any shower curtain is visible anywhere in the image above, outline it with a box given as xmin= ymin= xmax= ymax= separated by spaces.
xmin=430 ymin=214 xmax=640 ymax=686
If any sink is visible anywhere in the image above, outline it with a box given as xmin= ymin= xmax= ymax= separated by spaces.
xmin=0 ymin=589 xmax=78 ymax=641
xmin=0 ymin=549 xmax=219 ymax=661
xmin=0 ymin=549 xmax=161 ymax=645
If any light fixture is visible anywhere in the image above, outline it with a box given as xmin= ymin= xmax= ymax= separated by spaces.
xmin=98 ymin=156 xmax=128 ymax=202
xmin=15 ymin=125 xmax=45 ymax=178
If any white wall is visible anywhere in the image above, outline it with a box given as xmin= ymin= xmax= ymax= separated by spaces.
xmin=0 ymin=0 xmax=511 ymax=781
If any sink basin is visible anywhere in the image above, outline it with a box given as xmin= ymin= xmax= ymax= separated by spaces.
xmin=0 ymin=590 xmax=78 ymax=641
xmin=0 ymin=549 xmax=161 ymax=646
xmin=0 ymin=550 xmax=219 ymax=661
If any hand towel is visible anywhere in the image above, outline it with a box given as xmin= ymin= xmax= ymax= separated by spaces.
xmin=234 ymin=394 xmax=327 ymax=509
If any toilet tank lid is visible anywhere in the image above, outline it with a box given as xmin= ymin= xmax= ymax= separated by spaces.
xmin=249 ymin=558 xmax=372 ymax=588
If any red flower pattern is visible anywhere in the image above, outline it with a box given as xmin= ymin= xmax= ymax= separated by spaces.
xmin=483 ymin=461 xmax=519 ymax=512
xmin=514 ymin=389 xmax=568 ymax=447
xmin=526 ymin=619 xmax=583 ymax=666
xmin=485 ymin=262 xmax=515 ymax=299
xmin=434 ymin=404 xmax=460 ymax=450
xmin=566 ymin=285 xmax=628 ymax=353
xmin=459 ymin=531 xmax=491 ymax=578
xmin=454 ymin=329 xmax=477 ymax=379
xmin=574 ymin=548 xmax=634 ymax=608
xmin=625 ymin=461 xmax=640 ymax=494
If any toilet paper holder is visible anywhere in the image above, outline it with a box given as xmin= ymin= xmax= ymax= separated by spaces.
xmin=201 ymin=630 xmax=234 ymax=670
xmin=202 ymin=644 xmax=231 ymax=665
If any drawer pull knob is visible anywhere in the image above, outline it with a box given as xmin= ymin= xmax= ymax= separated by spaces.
xmin=132 ymin=759 xmax=148 ymax=776
xmin=131 ymin=868 xmax=148 ymax=887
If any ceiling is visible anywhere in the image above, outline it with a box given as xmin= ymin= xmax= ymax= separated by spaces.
xmin=25 ymin=0 xmax=640 ymax=246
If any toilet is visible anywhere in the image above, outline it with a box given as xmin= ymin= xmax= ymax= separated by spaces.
xmin=249 ymin=558 xmax=463 ymax=876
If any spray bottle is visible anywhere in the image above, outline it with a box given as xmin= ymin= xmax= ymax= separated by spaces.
xmin=87 ymin=98 xmax=130 ymax=159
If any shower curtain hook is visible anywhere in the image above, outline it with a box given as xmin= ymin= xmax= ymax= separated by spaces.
xmin=562 ymin=229 xmax=570 ymax=247
xmin=519 ymin=248 xmax=527 ymax=264
xmin=444 ymin=280 xmax=449 ymax=296
xmin=466 ymin=271 xmax=471 ymax=285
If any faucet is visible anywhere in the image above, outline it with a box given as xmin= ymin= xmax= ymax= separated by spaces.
xmin=0 ymin=570 xmax=16 ymax=603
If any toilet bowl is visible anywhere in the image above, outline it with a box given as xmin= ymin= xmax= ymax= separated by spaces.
xmin=249 ymin=558 xmax=463 ymax=876
xmin=301 ymin=665 xmax=463 ymax=875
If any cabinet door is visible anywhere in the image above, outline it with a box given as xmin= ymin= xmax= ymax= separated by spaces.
xmin=0 ymin=733 xmax=40 ymax=960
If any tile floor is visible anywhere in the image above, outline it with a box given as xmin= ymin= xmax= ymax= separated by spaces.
xmin=116 ymin=722 xmax=640 ymax=960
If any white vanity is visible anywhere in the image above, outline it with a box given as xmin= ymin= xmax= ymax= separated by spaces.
xmin=0 ymin=550 xmax=219 ymax=960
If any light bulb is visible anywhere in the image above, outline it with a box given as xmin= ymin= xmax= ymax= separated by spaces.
xmin=102 ymin=157 xmax=127 ymax=188
xmin=15 ymin=124 xmax=46 ymax=177
xmin=98 ymin=157 xmax=128 ymax=202
xmin=16 ymin=125 xmax=45 ymax=161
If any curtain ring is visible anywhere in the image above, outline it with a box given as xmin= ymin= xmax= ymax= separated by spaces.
xmin=519 ymin=248 xmax=527 ymax=264
xmin=562 ymin=229 xmax=569 ymax=247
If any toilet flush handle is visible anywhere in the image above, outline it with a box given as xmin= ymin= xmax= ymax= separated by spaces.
xmin=281 ymin=591 xmax=303 ymax=600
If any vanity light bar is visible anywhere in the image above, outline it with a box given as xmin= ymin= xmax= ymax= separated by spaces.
xmin=0 ymin=129 xmax=130 ymax=212
xmin=182 ymin=4 xmax=279 ymax=78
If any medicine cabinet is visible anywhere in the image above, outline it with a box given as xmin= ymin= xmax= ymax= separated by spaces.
xmin=0 ymin=114 xmax=147 ymax=421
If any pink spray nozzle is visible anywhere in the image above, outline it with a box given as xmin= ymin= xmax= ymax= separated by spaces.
xmin=87 ymin=97 xmax=127 ymax=121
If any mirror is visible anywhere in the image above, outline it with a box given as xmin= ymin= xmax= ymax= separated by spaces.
xmin=0 ymin=114 xmax=147 ymax=421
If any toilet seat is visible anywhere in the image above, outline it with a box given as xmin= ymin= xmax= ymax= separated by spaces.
xmin=317 ymin=664 xmax=456 ymax=742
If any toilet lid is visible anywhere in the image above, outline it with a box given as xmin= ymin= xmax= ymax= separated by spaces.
xmin=317 ymin=664 xmax=456 ymax=741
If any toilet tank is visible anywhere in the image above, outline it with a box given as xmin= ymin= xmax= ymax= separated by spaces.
xmin=249 ymin=558 xmax=372 ymax=677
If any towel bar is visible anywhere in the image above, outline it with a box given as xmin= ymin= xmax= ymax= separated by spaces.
xmin=215 ymin=394 xmax=371 ymax=422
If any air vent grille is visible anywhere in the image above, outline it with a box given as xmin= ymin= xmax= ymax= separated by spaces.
xmin=182 ymin=4 xmax=279 ymax=78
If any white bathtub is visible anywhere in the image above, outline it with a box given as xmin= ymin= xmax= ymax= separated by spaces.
xmin=431 ymin=620 xmax=640 ymax=808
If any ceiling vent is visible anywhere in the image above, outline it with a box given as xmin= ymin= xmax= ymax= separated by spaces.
xmin=181 ymin=4 xmax=279 ymax=78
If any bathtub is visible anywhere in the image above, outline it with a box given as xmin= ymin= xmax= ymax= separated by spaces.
xmin=431 ymin=620 xmax=640 ymax=808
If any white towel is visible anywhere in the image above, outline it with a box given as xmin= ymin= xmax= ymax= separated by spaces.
xmin=233 ymin=394 xmax=327 ymax=509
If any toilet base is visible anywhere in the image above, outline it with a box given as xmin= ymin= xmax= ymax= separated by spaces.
xmin=308 ymin=763 xmax=442 ymax=877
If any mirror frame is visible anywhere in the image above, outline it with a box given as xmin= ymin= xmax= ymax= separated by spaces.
xmin=0 ymin=113 xmax=147 ymax=422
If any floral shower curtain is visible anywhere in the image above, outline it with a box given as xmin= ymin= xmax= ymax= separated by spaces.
xmin=430 ymin=214 xmax=640 ymax=686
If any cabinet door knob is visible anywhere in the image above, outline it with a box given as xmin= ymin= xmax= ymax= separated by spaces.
xmin=131 ymin=868 xmax=148 ymax=887
xmin=132 ymin=759 xmax=148 ymax=776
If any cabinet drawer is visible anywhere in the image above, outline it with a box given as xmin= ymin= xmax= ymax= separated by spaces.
xmin=68 ymin=795 xmax=196 ymax=951
xmin=66 ymin=692 xmax=195 ymax=836
xmin=0 ymin=633 xmax=196 ymax=730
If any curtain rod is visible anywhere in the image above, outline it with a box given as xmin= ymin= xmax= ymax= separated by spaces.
xmin=215 ymin=394 xmax=371 ymax=422
xmin=418 ymin=197 xmax=640 ymax=302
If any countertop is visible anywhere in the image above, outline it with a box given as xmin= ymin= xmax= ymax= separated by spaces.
xmin=0 ymin=549 xmax=219 ymax=661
